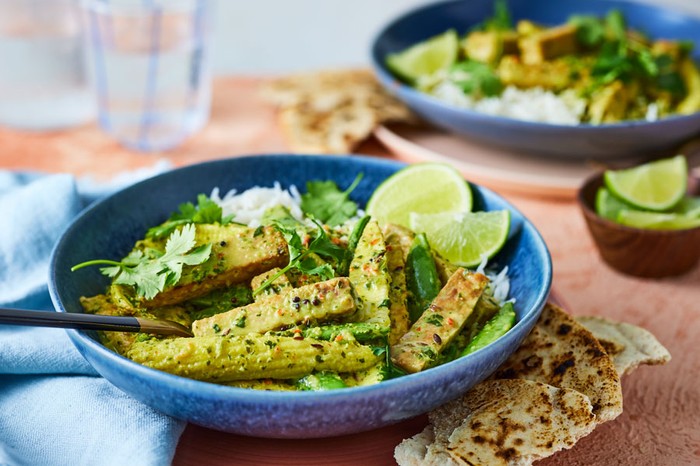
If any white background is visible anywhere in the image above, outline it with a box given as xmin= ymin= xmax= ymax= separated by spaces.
xmin=210 ymin=0 xmax=700 ymax=75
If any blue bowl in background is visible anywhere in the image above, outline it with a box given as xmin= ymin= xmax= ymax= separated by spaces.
xmin=371 ymin=0 xmax=700 ymax=159
xmin=49 ymin=154 xmax=551 ymax=438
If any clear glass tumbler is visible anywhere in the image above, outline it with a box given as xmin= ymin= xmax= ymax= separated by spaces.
xmin=82 ymin=0 xmax=214 ymax=151
xmin=0 ymin=0 xmax=94 ymax=130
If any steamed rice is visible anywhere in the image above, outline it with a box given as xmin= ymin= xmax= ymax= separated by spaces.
xmin=210 ymin=182 xmax=304 ymax=228
xmin=432 ymin=81 xmax=586 ymax=125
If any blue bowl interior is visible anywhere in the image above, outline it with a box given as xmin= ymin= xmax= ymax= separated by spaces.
xmin=49 ymin=154 xmax=551 ymax=438
xmin=370 ymin=0 xmax=700 ymax=158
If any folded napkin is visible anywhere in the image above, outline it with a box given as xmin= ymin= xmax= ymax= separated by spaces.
xmin=0 ymin=163 xmax=186 ymax=466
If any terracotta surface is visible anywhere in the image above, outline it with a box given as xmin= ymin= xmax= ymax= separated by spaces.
xmin=2 ymin=77 xmax=698 ymax=466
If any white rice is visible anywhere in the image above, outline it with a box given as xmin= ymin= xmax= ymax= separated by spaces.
xmin=476 ymin=254 xmax=512 ymax=304
xmin=431 ymin=81 xmax=586 ymax=125
xmin=210 ymin=182 xmax=304 ymax=228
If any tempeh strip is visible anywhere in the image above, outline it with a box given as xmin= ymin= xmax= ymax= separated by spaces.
xmin=391 ymin=269 xmax=489 ymax=373
xmin=143 ymin=224 xmax=289 ymax=308
xmin=250 ymin=267 xmax=292 ymax=301
xmin=192 ymin=277 xmax=355 ymax=337
xmin=127 ymin=334 xmax=381 ymax=382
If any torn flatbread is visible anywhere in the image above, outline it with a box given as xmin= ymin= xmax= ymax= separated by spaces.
xmin=491 ymin=303 xmax=623 ymax=423
xmin=261 ymin=69 xmax=415 ymax=154
xmin=395 ymin=379 xmax=597 ymax=466
xmin=577 ymin=316 xmax=671 ymax=377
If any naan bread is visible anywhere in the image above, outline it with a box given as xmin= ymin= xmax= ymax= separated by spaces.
xmin=577 ymin=316 xmax=671 ymax=377
xmin=396 ymin=379 xmax=597 ymax=466
xmin=260 ymin=69 xmax=415 ymax=154
xmin=491 ymin=303 xmax=623 ymax=423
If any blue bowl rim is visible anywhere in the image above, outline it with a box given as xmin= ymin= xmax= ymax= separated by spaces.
xmin=47 ymin=153 xmax=553 ymax=406
xmin=370 ymin=0 xmax=700 ymax=130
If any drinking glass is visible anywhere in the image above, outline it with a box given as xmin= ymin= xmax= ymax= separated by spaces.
xmin=82 ymin=0 xmax=214 ymax=151
xmin=0 ymin=0 xmax=93 ymax=130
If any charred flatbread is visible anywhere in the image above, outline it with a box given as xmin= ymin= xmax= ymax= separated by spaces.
xmin=577 ymin=316 xmax=671 ymax=377
xmin=260 ymin=69 xmax=415 ymax=154
xmin=396 ymin=379 xmax=597 ymax=466
xmin=491 ymin=303 xmax=623 ymax=423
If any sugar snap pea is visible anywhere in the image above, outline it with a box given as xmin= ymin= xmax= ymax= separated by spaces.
xmin=405 ymin=233 xmax=441 ymax=322
xmin=460 ymin=301 xmax=516 ymax=357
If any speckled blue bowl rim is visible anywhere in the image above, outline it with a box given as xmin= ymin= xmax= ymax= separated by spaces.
xmin=48 ymin=154 xmax=552 ymax=436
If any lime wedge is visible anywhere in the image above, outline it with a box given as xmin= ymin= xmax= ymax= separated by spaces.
xmin=617 ymin=210 xmax=700 ymax=230
xmin=386 ymin=29 xmax=459 ymax=84
xmin=366 ymin=163 xmax=472 ymax=228
xmin=603 ymin=155 xmax=687 ymax=211
xmin=595 ymin=187 xmax=635 ymax=221
xmin=409 ymin=210 xmax=510 ymax=267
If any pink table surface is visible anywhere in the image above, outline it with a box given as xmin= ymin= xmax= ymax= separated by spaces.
xmin=2 ymin=77 xmax=698 ymax=466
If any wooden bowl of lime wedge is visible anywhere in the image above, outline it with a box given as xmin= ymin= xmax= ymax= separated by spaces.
xmin=578 ymin=155 xmax=700 ymax=278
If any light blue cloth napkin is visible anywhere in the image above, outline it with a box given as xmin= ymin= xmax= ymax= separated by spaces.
xmin=0 ymin=165 xmax=186 ymax=466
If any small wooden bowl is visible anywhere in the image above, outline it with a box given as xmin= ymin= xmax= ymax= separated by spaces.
xmin=578 ymin=173 xmax=700 ymax=278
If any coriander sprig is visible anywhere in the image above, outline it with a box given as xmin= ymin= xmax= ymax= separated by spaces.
xmin=147 ymin=194 xmax=233 ymax=239
xmin=300 ymin=174 xmax=363 ymax=226
xmin=71 ymin=224 xmax=212 ymax=300
xmin=253 ymin=221 xmax=345 ymax=296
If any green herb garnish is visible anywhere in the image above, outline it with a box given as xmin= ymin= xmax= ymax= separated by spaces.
xmin=372 ymin=345 xmax=407 ymax=380
xmin=71 ymin=224 xmax=212 ymax=300
xmin=300 ymin=174 xmax=362 ymax=226
xmin=448 ymin=60 xmax=503 ymax=98
xmin=473 ymin=0 xmax=512 ymax=32
xmin=252 ymin=221 xmax=345 ymax=296
xmin=147 ymin=194 xmax=233 ymax=239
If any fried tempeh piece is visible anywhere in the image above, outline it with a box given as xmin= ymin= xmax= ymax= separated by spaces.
xmin=250 ymin=267 xmax=292 ymax=301
xmin=192 ymin=277 xmax=355 ymax=337
xmin=463 ymin=30 xmax=519 ymax=63
xmin=127 ymin=334 xmax=381 ymax=382
xmin=391 ymin=269 xmax=489 ymax=373
xmin=519 ymin=24 xmax=578 ymax=64
xmin=348 ymin=220 xmax=392 ymax=330
xmin=143 ymin=224 xmax=288 ymax=308
xmin=497 ymin=55 xmax=574 ymax=90
xmin=384 ymin=225 xmax=411 ymax=345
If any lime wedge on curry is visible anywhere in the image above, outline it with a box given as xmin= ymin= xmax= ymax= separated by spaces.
xmin=409 ymin=210 xmax=510 ymax=267
xmin=603 ymin=155 xmax=687 ymax=211
xmin=366 ymin=163 xmax=472 ymax=228
xmin=386 ymin=29 xmax=459 ymax=84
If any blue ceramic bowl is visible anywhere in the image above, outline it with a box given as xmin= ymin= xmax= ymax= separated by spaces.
xmin=49 ymin=154 xmax=551 ymax=438
xmin=371 ymin=0 xmax=700 ymax=159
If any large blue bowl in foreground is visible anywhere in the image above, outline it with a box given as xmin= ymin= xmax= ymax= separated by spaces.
xmin=371 ymin=0 xmax=700 ymax=159
xmin=49 ymin=154 xmax=551 ymax=438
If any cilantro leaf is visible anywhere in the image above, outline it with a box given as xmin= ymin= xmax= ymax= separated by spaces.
xmin=300 ymin=174 xmax=362 ymax=226
xmin=569 ymin=15 xmax=605 ymax=48
xmin=72 ymin=223 xmax=212 ymax=300
xmin=473 ymin=0 xmax=512 ymax=32
xmin=147 ymin=194 xmax=233 ymax=239
xmin=448 ymin=60 xmax=503 ymax=98
xmin=253 ymin=221 xmax=346 ymax=295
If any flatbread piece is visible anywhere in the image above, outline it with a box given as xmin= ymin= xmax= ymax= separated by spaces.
xmin=396 ymin=379 xmax=597 ymax=466
xmin=261 ymin=69 xmax=415 ymax=154
xmin=577 ymin=316 xmax=671 ymax=377
xmin=491 ymin=303 xmax=623 ymax=423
